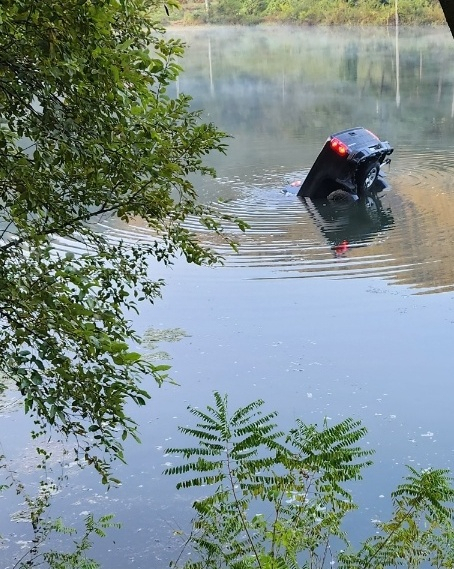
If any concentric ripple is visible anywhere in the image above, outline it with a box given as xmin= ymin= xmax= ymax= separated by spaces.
xmin=52 ymin=146 xmax=454 ymax=295
xmin=176 ymin=147 xmax=454 ymax=294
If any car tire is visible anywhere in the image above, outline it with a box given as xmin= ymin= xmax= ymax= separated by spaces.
xmin=327 ymin=189 xmax=355 ymax=203
xmin=357 ymin=161 xmax=380 ymax=194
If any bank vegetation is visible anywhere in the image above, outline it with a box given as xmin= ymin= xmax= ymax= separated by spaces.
xmin=158 ymin=0 xmax=446 ymax=26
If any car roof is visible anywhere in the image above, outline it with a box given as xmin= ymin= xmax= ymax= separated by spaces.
xmin=331 ymin=127 xmax=380 ymax=149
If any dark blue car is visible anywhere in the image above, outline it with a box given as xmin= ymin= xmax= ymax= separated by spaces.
xmin=297 ymin=127 xmax=393 ymax=201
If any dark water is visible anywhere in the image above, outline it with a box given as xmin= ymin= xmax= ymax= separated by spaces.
xmin=2 ymin=25 xmax=454 ymax=568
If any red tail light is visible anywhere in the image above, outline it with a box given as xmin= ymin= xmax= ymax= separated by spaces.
xmin=330 ymin=137 xmax=349 ymax=157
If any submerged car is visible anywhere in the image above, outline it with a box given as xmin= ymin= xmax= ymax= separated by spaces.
xmin=297 ymin=127 xmax=393 ymax=200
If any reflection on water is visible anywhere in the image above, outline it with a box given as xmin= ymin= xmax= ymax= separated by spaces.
xmin=301 ymin=193 xmax=394 ymax=246
xmin=169 ymin=26 xmax=454 ymax=186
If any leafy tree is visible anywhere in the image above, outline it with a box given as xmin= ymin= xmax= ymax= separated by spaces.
xmin=166 ymin=393 xmax=454 ymax=569
xmin=162 ymin=0 xmax=446 ymax=25
xmin=0 ymin=0 xmax=244 ymax=483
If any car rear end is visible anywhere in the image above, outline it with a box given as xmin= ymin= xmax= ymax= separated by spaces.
xmin=298 ymin=127 xmax=393 ymax=199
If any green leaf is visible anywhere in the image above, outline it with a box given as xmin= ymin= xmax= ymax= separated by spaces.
xmin=0 ymin=0 xmax=245 ymax=490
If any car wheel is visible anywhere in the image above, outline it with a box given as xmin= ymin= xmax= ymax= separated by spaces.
xmin=357 ymin=161 xmax=380 ymax=194
xmin=327 ymin=189 xmax=355 ymax=203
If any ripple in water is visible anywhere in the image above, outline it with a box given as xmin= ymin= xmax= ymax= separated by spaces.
xmin=53 ymin=147 xmax=454 ymax=295
xmin=180 ymin=148 xmax=454 ymax=294
xmin=183 ymin=182 xmax=400 ymax=278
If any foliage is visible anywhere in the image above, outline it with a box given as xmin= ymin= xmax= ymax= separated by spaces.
xmin=166 ymin=393 xmax=454 ymax=568
xmin=339 ymin=466 xmax=454 ymax=568
xmin=12 ymin=478 xmax=119 ymax=569
xmin=0 ymin=0 xmax=246 ymax=483
xmin=160 ymin=0 xmax=446 ymax=25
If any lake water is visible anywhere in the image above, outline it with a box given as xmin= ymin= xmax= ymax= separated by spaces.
xmin=2 ymin=25 xmax=454 ymax=569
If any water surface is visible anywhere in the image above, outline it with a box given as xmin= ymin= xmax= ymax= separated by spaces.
xmin=2 ymin=25 xmax=454 ymax=569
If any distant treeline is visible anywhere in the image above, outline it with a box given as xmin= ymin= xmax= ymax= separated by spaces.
xmin=159 ymin=0 xmax=445 ymax=25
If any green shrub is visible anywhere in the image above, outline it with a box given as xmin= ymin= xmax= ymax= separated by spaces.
xmin=166 ymin=392 xmax=454 ymax=569
xmin=160 ymin=0 xmax=446 ymax=25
